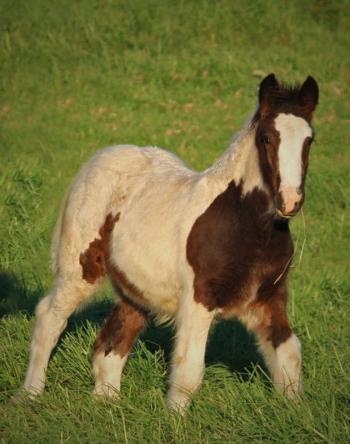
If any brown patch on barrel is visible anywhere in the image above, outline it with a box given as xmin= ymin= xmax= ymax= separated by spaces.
xmin=80 ymin=213 xmax=147 ymax=358
xmin=94 ymin=297 xmax=147 ymax=357
xmin=80 ymin=213 xmax=144 ymax=303
xmin=79 ymin=212 xmax=120 ymax=284
xmin=109 ymin=263 xmax=145 ymax=303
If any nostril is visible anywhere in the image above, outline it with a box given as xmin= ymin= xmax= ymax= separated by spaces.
xmin=278 ymin=188 xmax=303 ymax=217
xmin=293 ymin=201 xmax=301 ymax=213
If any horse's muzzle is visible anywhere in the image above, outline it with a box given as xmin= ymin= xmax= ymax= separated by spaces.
xmin=276 ymin=187 xmax=303 ymax=218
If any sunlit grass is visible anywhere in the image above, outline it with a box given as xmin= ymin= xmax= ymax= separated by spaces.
xmin=0 ymin=0 xmax=349 ymax=442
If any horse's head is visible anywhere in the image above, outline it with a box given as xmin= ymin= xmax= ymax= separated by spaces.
xmin=254 ymin=73 xmax=319 ymax=219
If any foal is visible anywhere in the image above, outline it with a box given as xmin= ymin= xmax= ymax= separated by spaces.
xmin=22 ymin=74 xmax=318 ymax=412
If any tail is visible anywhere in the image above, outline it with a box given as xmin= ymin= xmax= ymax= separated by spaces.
xmin=49 ymin=145 xmax=149 ymax=278
xmin=49 ymin=151 xmax=121 ymax=278
xmin=50 ymin=190 xmax=70 ymax=274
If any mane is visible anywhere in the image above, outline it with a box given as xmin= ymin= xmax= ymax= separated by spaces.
xmin=267 ymin=82 xmax=303 ymax=105
xmin=206 ymin=114 xmax=257 ymax=184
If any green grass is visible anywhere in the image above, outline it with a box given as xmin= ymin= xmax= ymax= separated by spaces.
xmin=1 ymin=0 xmax=349 ymax=442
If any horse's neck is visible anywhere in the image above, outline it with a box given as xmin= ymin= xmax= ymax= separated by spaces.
xmin=207 ymin=123 xmax=266 ymax=196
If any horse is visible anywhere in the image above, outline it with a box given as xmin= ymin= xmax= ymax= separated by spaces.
xmin=22 ymin=73 xmax=319 ymax=413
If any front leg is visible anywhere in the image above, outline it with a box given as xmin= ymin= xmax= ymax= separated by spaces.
xmin=168 ymin=296 xmax=215 ymax=413
xmin=258 ymin=329 xmax=302 ymax=398
xmin=243 ymin=282 xmax=302 ymax=398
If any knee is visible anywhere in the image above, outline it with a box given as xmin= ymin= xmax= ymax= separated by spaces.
xmin=35 ymin=296 xmax=51 ymax=318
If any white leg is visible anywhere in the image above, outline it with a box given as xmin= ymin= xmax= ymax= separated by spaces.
xmin=167 ymin=299 xmax=215 ymax=414
xmin=23 ymin=277 xmax=98 ymax=397
xmin=92 ymin=299 xmax=147 ymax=398
xmin=242 ymin=282 xmax=302 ymax=399
xmin=257 ymin=333 xmax=302 ymax=399
xmin=274 ymin=334 xmax=302 ymax=397
xmin=93 ymin=352 xmax=127 ymax=397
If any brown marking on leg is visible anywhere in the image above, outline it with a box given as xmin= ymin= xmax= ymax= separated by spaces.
xmin=94 ymin=297 xmax=147 ymax=357
xmin=270 ymin=308 xmax=292 ymax=348
xmin=247 ymin=279 xmax=292 ymax=348
xmin=79 ymin=212 xmax=120 ymax=284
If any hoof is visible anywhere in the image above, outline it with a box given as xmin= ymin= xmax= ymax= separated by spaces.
xmin=93 ymin=384 xmax=120 ymax=399
xmin=167 ymin=390 xmax=191 ymax=415
xmin=12 ymin=387 xmax=40 ymax=404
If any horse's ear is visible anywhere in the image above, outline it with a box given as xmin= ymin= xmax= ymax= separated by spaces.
xmin=299 ymin=76 xmax=319 ymax=118
xmin=258 ymin=73 xmax=279 ymax=116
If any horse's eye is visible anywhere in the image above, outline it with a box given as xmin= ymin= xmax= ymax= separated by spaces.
xmin=261 ymin=135 xmax=270 ymax=145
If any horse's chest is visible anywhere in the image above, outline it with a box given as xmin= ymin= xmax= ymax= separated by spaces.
xmin=187 ymin=182 xmax=293 ymax=310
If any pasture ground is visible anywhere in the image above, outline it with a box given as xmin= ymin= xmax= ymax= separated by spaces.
xmin=0 ymin=1 xmax=349 ymax=442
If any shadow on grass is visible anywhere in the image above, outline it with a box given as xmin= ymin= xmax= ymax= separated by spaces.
xmin=140 ymin=318 xmax=264 ymax=379
xmin=74 ymin=298 xmax=265 ymax=381
xmin=0 ymin=271 xmax=264 ymax=381
xmin=0 ymin=271 xmax=43 ymax=317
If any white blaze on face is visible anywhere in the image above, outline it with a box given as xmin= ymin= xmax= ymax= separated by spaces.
xmin=274 ymin=113 xmax=312 ymax=214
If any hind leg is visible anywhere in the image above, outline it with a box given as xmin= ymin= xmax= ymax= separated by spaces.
xmin=93 ymin=297 xmax=147 ymax=397
xmin=23 ymin=276 xmax=100 ymax=397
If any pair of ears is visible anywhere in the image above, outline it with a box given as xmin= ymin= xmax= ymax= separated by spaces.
xmin=258 ymin=73 xmax=319 ymax=119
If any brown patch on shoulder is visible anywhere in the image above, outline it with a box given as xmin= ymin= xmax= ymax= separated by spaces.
xmin=94 ymin=297 xmax=147 ymax=357
xmin=187 ymin=181 xmax=286 ymax=310
xmin=81 ymin=214 xmax=147 ymax=358
xmin=79 ymin=213 xmax=120 ymax=284
xmin=187 ymin=180 xmax=294 ymax=349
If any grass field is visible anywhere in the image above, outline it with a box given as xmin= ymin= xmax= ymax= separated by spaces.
xmin=1 ymin=0 xmax=350 ymax=442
